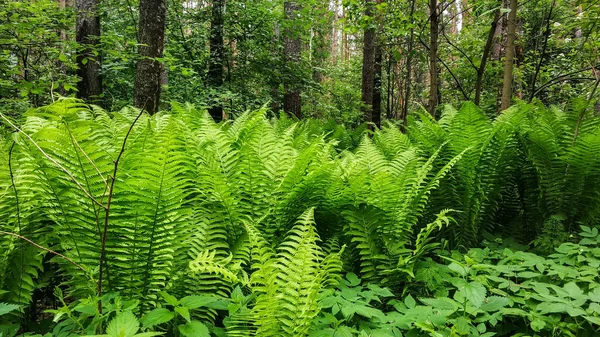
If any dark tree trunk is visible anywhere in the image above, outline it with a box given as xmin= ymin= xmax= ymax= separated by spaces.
xmin=361 ymin=0 xmax=376 ymax=124
xmin=283 ymin=1 xmax=302 ymax=119
xmin=500 ymin=0 xmax=517 ymax=111
xmin=372 ymin=44 xmax=382 ymax=129
xmin=208 ymin=0 xmax=225 ymax=122
xmin=474 ymin=9 xmax=500 ymax=106
xmin=401 ymin=0 xmax=416 ymax=126
xmin=428 ymin=0 xmax=440 ymax=117
xmin=133 ymin=0 xmax=166 ymax=115
xmin=76 ymin=0 xmax=102 ymax=102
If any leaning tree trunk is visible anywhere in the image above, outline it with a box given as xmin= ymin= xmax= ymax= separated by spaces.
xmin=428 ymin=0 xmax=440 ymax=117
xmin=76 ymin=0 xmax=102 ymax=102
xmin=283 ymin=1 xmax=302 ymax=119
xmin=474 ymin=9 xmax=500 ymax=106
xmin=133 ymin=0 xmax=166 ymax=114
xmin=500 ymin=0 xmax=517 ymax=111
xmin=361 ymin=0 xmax=376 ymax=125
xmin=208 ymin=0 xmax=225 ymax=122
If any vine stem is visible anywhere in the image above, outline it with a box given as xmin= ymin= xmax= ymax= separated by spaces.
xmin=0 ymin=231 xmax=86 ymax=272
xmin=97 ymin=109 xmax=145 ymax=312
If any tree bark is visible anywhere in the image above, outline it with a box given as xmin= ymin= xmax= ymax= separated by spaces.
xmin=474 ymin=9 xmax=500 ymax=106
xmin=401 ymin=0 xmax=416 ymax=126
xmin=361 ymin=0 xmax=376 ymax=124
xmin=373 ymin=44 xmax=382 ymax=128
xmin=133 ymin=0 xmax=166 ymax=114
xmin=283 ymin=1 xmax=302 ymax=119
xmin=500 ymin=0 xmax=517 ymax=111
xmin=75 ymin=0 xmax=102 ymax=102
xmin=208 ymin=0 xmax=225 ymax=122
xmin=428 ymin=0 xmax=440 ymax=116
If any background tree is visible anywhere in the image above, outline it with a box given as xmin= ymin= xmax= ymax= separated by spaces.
xmin=361 ymin=0 xmax=376 ymax=125
xmin=208 ymin=0 xmax=225 ymax=122
xmin=75 ymin=0 xmax=102 ymax=102
xmin=283 ymin=1 xmax=302 ymax=119
xmin=500 ymin=0 xmax=518 ymax=110
xmin=133 ymin=0 xmax=166 ymax=114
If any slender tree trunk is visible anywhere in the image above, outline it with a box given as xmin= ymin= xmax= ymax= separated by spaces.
xmin=283 ymin=1 xmax=302 ymax=119
xmin=474 ymin=9 xmax=500 ymax=106
xmin=133 ymin=0 xmax=166 ymax=114
xmin=528 ymin=0 xmax=555 ymax=102
xmin=208 ymin=0 xmax=225 ymax=122
xmin=361 ymin=0 xmax=376 ymax=124
xmin=401 ymin=0 xmax=416 ymax=126
xmin=500 ymin=0 xmax=517 ymax=111
xmin=428 ymin=0 xmax=440 ymax=116
xmin=373 ymin=44 xmax=382 ymax=128
xmin=76 ymin=0 xmax=102 ymax=102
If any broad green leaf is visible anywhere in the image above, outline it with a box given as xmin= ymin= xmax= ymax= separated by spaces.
xmin=346 ymin=273 xmax=361 ymax=286
xmin=106 ymin=311 xmax=139 ymax=337
xmin=458 ymin=282 xmax=486 ymax=308
xmin=419 ymin=297 xmax=459 ymax=312
xmin=180 ymin=296 xmax=219 ymax=309
xmin=159 ymin=292 xmax=179 ymax=306
xmin=175 ymin=307 xmax=191 ymax=323
xmin=530 ymin=319 xmax=545 ymax=331
xmin=140 ymin=308 xmax=175 ymax=329
xmin=178 ymin=321 xmax=210 ymax=337
xmin=584 ymin=316 xmax=600 ymax=326
xmin=404 ymin=295 xmax=416 ymax=309
xmin=448 ymin=262 xmax=467 ymax=276
xmin=480 ymin=296 xmax=508 ymax=312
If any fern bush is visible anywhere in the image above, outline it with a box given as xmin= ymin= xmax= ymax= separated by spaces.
xmin=1 ymin=98 xmax=600 ymax=335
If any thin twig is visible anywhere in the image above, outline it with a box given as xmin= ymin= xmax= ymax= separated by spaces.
xmin=0 ymin=113 xmax=107 ymax=209
xmin=0 ymin=231 xmax=86 ymax=272
xmin=63 ymin=120 xmax=108 ymax=188
xmin=97 ymin=108 xmax=145 ymax=311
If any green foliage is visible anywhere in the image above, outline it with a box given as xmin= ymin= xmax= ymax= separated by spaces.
xmin=1 ymin=99 xmax=600 ymax=336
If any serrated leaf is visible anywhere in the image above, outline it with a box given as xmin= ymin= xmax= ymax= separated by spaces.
xmin=175 ymin=307 xmax=191 ymax=323
xmin=530 ymin=319 xmax=545 ymax=331
xmin=180 ymin=296 xmax=219 ymax=309
xmin=448 ymin=262 xmax=467 ymax=276
xmin=178 ymin=321 xmax=210 ymax=337
xmin=140 ymin=308 xmax=175 ymax=329
xmin=458 ymin=282 xmax=486 ymax=308
xmin=106 ymin=311 xmax=139 ymax=337
xmin=159 ymin=292 xmax=179 ymax=306
xmin=480 ymin=296 xmax=508 ymax=312
xmin=0 ymin=303 xmax=20 ymax=316
xmin=419 ymin=297 xmax=459 ymax=312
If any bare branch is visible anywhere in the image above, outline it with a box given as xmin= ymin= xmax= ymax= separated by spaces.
xmin=0 ymin=231 xmax=86 ymax=272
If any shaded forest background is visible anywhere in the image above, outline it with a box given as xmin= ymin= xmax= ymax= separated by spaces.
xmin=1 ymin=0 xmax=599 ymax=124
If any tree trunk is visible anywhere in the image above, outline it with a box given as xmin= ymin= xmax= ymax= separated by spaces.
xmin=373 ymin=44 xmax=382 ymax=128
xmin=133 ymin=0 xmax=166 ymax=114
xmin=361 ymin=0 xmax=376 ymax=124
xmin=474 ymin=9 xmax=500 ymax=106
xmin=428 ymin=0 xmax=440 ymax=116
xmin=500 ymin=0 xmax=517 ymax=111
xmin=283 ymin=1 xmax=302 ymax=119
xmin=208 ymin=0 xmax=225 ymax=122
xmin=401 ymin=0 xmax=416 ymax=126
xmin=75 ymin=0 xmax=102 ymax=102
